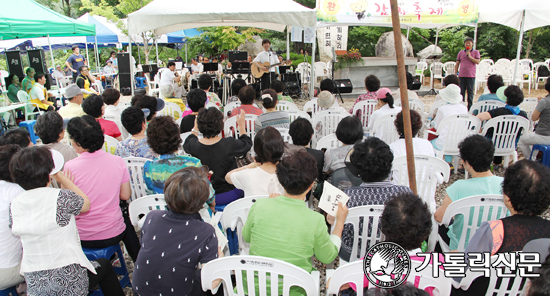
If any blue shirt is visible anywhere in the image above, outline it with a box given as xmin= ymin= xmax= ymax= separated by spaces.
xmin=478 ymin=93 xmax=503 ymax=102
xmin=143 ymin=154 xmax=202 ymax=194
xmin=67 ymin=54 xmax=86 ymax=76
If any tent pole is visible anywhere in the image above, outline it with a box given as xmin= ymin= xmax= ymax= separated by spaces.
xmin=512 ymin=10 xmax=525 ymax=85
xmin=129 ymin=36 xmax=134 ymax=97
xmin=155 ymin=38 xmax=159 ymax=64
xmin=390 ymin=0 xmax=417 ymax=194
xmin=138 ymin=43 xmax=141 ymax=65
xmin=310 ymin=29 xmax=316 ymax=100
xmin=433 ymin=28 xmax=439 ymax=54
xmin=473 ymin=13 xmax=479 ymax=50
xmin=286 ymin=26 xmax=290 ymax=60
xmin=85 ymin=42 xmax=89 ymax=67
xmin=185 ymin=43 xmax=188 ymax=64
xmin=95 ymin=35 xmax=99 ymax=71
xmin=47 ymin=34 xmax=61 ymax=89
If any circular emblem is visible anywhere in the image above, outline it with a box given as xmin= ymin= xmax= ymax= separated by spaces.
xmin=363 ymin=242 xmax=411 ymax=288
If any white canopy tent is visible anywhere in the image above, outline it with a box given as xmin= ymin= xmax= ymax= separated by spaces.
xmin=478 ymin=0 xmax=550 ymax=84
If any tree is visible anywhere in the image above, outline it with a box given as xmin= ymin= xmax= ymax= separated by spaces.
xmin=36 ymin=0 xmax=83 ymax=18
xmin=200 ymin=27 xmax=262 ymax=54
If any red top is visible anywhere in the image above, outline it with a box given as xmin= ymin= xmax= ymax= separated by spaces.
xmin=230 ymin=105 xmax=263 ymax=117
xmin=97 ymin=118 xmax=121 ymax=138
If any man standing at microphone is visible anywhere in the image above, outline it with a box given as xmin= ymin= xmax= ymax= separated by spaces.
xmin=455 ymin=37 xmax=480 ymax=109
xmin=253 ymin=39 xmax=279 ymax=90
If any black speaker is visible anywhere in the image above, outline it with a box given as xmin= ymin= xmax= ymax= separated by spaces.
xmin=27 ymin=49 xmax=48 ymax=73
xmin=283 ymin=81 xmax=301 ymax=97
xmin=5 ymin=50 xmax=24 ymax=79
xmin=117 ymin=53 xmax=131 ymax=74
xmin=334 ymin=79 xmax=353 ymax=93
xmin=119 ymin=73 xmax=132 ymax=90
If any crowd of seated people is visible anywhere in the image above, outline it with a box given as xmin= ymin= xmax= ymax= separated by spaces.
xmin=1 ymin=67 xmax=550 ymax=296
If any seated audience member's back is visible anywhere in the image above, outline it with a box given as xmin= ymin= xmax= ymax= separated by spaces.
xmin=102 ymin=88 xmax=123 ymax=118
xmin=390 ymin=110 xmax=434 ymax=158
xmin=0 ymin=128 xmax=32 ymax=147
xmin=180 ymin=89 xmax=207 ymax=133
xmin=116 ymin=106 xmax=156 ymax=159
xmin=478 ymin=74 xmax=504 ymax=102
xmin=132 ymin=167 xmax=221 ymax=296
xmin=324 ymin=116 xmax=364 ymax=175
xmin=287 ymin=118 xmax=324 ymax=178
xmin=230 ymin=85 xmax=262 ymax=117
xmin=82 ymin=94 xmax=122 ymax=140
xmin=35 ymin=111 xmax=78 ymax=164
xmin=227 ymin=78 xmax=246 ymax=104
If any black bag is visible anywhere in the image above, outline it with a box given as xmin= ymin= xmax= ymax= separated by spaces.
xmin=538 ymin=65 xmax=550 ymax=78
xmin=120 ymin=87 xmax=131 ymax=96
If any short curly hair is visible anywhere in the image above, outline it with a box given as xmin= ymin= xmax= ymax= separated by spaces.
xmin=197 ymin=107 xmax=223 ymax=138
xmin=147 ymin=116 xmax=182 ymax=155
xmin=458 ymin=135 xmax=494 ymax=173
xmin=121 ymin=107 xmax=146 ymax=135
xmin=187 ymin=89 xmax=207 ymax=112
xmin=81 ymin=94 xmax=104 ymax=118
xmin=231 ymin=79 xmax=247 ymax=95
xmin=160 ymin=84 xmax=174 ymax=98
xmin=271 ymin=80 xmax=285 ymax=93
xmin=289 ymin=118 xmax=313 ymax=146
xmin=502 ymin=160 xmax=550 ymax=216
xmin=0 ymin=144 xmax=22 ymax=182
xmin=198 ymin=74 xmax=212 ymax=91
xmin=443 ymin=74 xmax=460 ymax=87
xmin=35 ymin=111 xmax=64 ymax=144
xmin=131 ymin=94 xmax=157 ymax=121
xmin=276 ymin=150 xmax=318 ymax=195
xmin=394 ymin=110 xmax=423 ymax=137
xmin=164 ymin=167 xmax=211 ymax=214
xmin=320 ymin=78 xmax=335 ymax=93
xmin=10 ymin=146 xmax=54 ymax=190
xmin=350 ymin=138 xmax=394 ymax=182
xmin=238 ymin=85 xmax=256 ymax=105
xmin=0 ymin=128 xmax=30 ymax=147
xmin=487 ymin=74 xmax=504 ymax=94
xmin=254 ymin=127 xmax=284 ymax=164
xmin=381 ymin=193 xmax=432 ymax=250
xmin=336 ymin=116 xmax=363 ymax=145
xmin=504 ymin=85 xmax=524 ymax=106
xmin=67 ymin=115 xmax=105 ymax=153
xmin=365 ymin=75 xmax=381 ymax=92
xmin=102 ymin=88 xmax=120 ymax=105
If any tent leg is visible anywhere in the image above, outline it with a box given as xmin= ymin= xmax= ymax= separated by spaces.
xmin=310 ymin=29 xmax=316 ymax=100
xmin=512 ymin=10 xmax=526 ymax=85
xmin=47 ymin=34 xmax=61 ymax=90
xmin=185 ymin=43 xmax=188 ymax=65
xmin=138 ymin=44 xmax=141 ymax=65
xmin=95 ymin=35 xmax=100 ymax=71
xmin=473 ymin=13 xmax=479 ymax=50
xmin=85 ymin=43 xmax=89 ymax=67
xmin=155 ymin=39 xmax=159 ymax=64
xmin=286 ymin=26 xmax=290 ymax=60
xmin=129 ymin=35 xmax=134 ymax=97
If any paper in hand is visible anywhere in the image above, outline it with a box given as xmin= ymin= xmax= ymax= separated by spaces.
xmin=318 ymin=181 xmax=350 ymax=216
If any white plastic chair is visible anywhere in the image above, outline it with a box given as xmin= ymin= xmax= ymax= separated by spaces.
xmin=534 ymin=62 xmax=550 ymax=89
xmin=491 ymin=64 xmax=512 ymax=86
xmin=145 ymin=73 xmax=160 ymax=97
xmin=275 ymin=128 xmax=292 ymax=143
xmin=315 ymin=133 xmax=342 ymax=150
xmin=123 ymin=157 xmax=150 ymax=202
xmin=372 ymin=112 xmax=400 ymax=145
xmin=423 ymin=114 xmax=481 ymax=174
xmin=469 ymin=100 xmax=506 ymax=116
xmin=495 ymin=58 xmax=511 ymax=66
xmin=480 ymin=115 xmax=529 ymax=168
xmin=201 ymin=255 xmax=320 ymax=296
xmin=224 ymin=114 xmax=259 ymax=140
xmin=311 ymin=109 xmax=350 ymax=145
xmin=476 ymin=63 xmax=491 ymax=91
xmin=430 ymin=62 xmax=444 ymax=90
xmin=296 ymin=62 xmax=312 ymax=85
xmin=275 ymin=100 xmax=299 ymax=111
xmin=102 ymin=135 xmax=119 ymax=155
xmin=205 ymin=101 xmax=219 ymax=110
xmin=326 ymin=259 xmax=452 ymax=296
xmin=332 ymin=205 xmax=385 ymax=264
xmin=479 ymin=59 xmax=494 ymax=67
xmin=220 ymin=195 xmax=268 ymax=255
xmin=302 ymin=100 xmax=321 ymax=116
xmin=224 ymin=101 xmax=241 ymax=119
xmin=103 ymin=114 xmax=130 ymax=140
xmin=443 ymin=61 xmax=456 ymax=77
xmin=519 ymin=97 xmax=538 ymax=131
xmin=16 ymin=90 xmax=42 ymax=120
xmin=415 ymin=61 xmax=428 ymax=84
xmin=426 ymin=99 xmax=447 ymax=124
xmin=394 ymin=97 xmax=428 ymax=123
xmin=351 ymin=99 xmax=378 ymax=131
xmin=439 ymin=194 xmax=509 ymax=252
xmin=287 ymin=110 xmax=311 ymax=123
xmin=128 ymin=194 xmax=166 ymax=228
xmin=158 ymin=100 xmax=182 ymax=120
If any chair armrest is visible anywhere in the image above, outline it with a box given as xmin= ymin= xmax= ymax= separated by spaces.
xmin=423 ymin=129 xmax=437 ymax=139
xmin=311 ymin=270 xmax=320 ymax=295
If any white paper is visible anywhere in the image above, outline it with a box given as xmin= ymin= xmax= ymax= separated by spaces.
xmin=318 ymin=181 xmax=350 ymax=216
xmin=304 ymin=27 xmax=315 ymax=44
xmin=291 ymin=26 xmax=303 ymax=42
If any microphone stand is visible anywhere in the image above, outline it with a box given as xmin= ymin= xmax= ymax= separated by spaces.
xmin=330 ymin=47 xmax=344 ymax=103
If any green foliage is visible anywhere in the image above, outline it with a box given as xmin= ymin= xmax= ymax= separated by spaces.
xmin=294 ymin=0 xmax=316 ymax=9
xmin=282 ymin=53 xmax=312 ymax=68
xmin=200 ymin=27 xmax=261 ymax=53
xmin=348 ymin=26 xmax=392 ymax=57
xmin=438 ymin=26 xmax=474 ymax=62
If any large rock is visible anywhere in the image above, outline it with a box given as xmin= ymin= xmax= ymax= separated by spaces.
xmin=238 ymin=36 xmax=263 ymax=58
xmin=375 ymin=32 xmax=414 ymax=57
xmin=416 ymin=45 xmax=443 ymax=60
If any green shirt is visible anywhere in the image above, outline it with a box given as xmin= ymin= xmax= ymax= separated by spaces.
xmin=446 ymin=175 xmax=504 ymax=250
xmin=277 ymin=94 xmax=294 ymax=103
xmin=243 ymin=195 xmax=338 ymax=296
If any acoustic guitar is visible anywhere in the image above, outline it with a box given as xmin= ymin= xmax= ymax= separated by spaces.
xmin=251 ymin=61 xmax=288 ymax=78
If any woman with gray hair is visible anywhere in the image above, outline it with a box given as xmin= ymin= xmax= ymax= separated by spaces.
xmin=160 ymin=84 xmax=186 ymax=113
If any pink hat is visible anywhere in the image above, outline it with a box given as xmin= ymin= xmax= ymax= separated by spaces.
xmin=377 ymin=88 xmax=391 ymax=99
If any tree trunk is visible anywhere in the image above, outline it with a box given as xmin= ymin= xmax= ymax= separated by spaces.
xmin=525 ymin=30 xmax=533 ymax=59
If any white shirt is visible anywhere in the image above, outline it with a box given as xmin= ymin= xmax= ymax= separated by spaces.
xmin=253 ymin=51 xmax=279 ymax=72
xmin=230 ymin=167 xmax=284 ymax=197
xmin=191 ymin=63 xmax=202 ymax=74
xmin=0 ymin=181 xmax=24 ymax=268
xmin=104 ymin=104 xmax=122 ymax=118
xmin=433 ymin=103 xmax=468 ymax=149
xmin=368 ymin=104 xmax=402 ymax=131
xmin=30 ymin=83 xmax=46 ymax=101
xmin=159 ymin=68 xmax=176 ymax=86
xmin=52 ymin=70 xmax=64 ymax=79
xmin=389 ymin=138 xmax=435 ymax=158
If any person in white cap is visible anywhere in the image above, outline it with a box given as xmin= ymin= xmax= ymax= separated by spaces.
xmin=58 ymin=84 xmax=85 ymax=119
xmin=52 ymin=65 xmax=65 ymax=84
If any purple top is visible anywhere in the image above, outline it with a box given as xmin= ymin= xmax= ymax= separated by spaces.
xmin=456 ymin=49 xmax=480 ymax=78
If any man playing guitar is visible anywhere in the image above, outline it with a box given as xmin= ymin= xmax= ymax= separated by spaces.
xmin=253 ymin=39 xmax=279 ymax=90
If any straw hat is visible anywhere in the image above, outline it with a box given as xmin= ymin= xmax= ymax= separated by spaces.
xmin=317 ymin=91 xmax=335 ymax=108
xmin=439 ymin=84 xmax=462 ymax=104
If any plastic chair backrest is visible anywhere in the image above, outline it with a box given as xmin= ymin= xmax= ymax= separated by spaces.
xmin=520 ymin=59 xmax=533 ymax=73
xmin=315 ymin=133 xmax=342 ymax=150
xmin=436 ymin=114 xmax=481 ymax=155
xmin=332 ymin=205 xmax=385 ymax=264
xmin=103 ymin=114 xmax=129 ymax=140
xmin=427 ymin=99 xmax=447 ymax=118
xmin=220 ymin=196 xmax=268 ymax=255
xmin=430 ymin=62 xmax=444 ymax=77
xmin=372 ymin=112 xmax=400 ymax=145
xmin=468 ymin=100 xmax=506 ymax=115
xmin=123 ymin=157 xmax=150 ymax=202
xmin=224 ymin=101 xmax=241 ymax=119
xmin=159 ymin=100 xmax=182 ymax=120
xmin=312 ymin=109 xmax=350 ymax=143
xmin=416 ymin=61 xmax=428 ymax=72
xmin=520 ymin=97 xmax=538 ymax=118
xmin=496 ymin=58 xmax=510 ymax=66
xmin=443 ymin=61 xmax=456 ymax=75
xmin=481 ymin=115 xmax=529 ymax=157
xmin=351 ymin=99 xmax=378 ymax=130
xmin=314 ymin=61 xmax=327 ymax=76
xmin=103 ymin=135 xmax=119 ymax=155
xmin=276 ymin=100 xmax=299 ymax=111
xmin=441 ymin=194 xmax=509 ymax=252
xmin=287 ymin=110 xmax=311 ymax=123
xmin=480 ymin=59 xmax=494 ymax=66
xmin=302 ymin=100 xmax=320 ymax=115
xmin=205 ymin=102 xmax=219 ymax=110
xmin=275 ymin=128 xmax=292 ymax=143
xmin=17 ymin=90 xmax=30 ymax=103
xmin=128 ymin=194 xmax=166 ymax=227
xmin=224 ymin=114 xmax=259 ymax=140
xmin=201 ymin=255 xmax=319 ymax=296
xmin=407 ymin=97 xmax=426 ymax=114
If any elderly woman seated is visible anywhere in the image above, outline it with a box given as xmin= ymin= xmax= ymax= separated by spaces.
xmin=160 ymin=84 xmax=186 ymax=114
xmin=389 ymin=110 xmax=434 ymax=158
xmin=35 ymin=111 xmax=78 ymax=164
xmin=115 ymin=107 xmax=156 ymax=159
xmin=82 ymin=94 xmax=122 ymax=141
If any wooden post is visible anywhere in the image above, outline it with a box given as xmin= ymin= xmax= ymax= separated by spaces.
xmin=389 ymin=0 xmax=417 ymax=194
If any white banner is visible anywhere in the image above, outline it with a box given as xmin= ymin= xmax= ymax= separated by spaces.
xmin=316 ymin=26 xmax=348 ymax=61
xmin=291 ymin=26 xmax=303 ymax=42
xmin=304 ymin=27 xmax=316 ymax=44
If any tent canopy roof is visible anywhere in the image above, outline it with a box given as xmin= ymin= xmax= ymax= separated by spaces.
xmin=0 ymin=0 xmax=95 ymax=40
xmin=479 ymin=0 xmax=550 ymax=31
xmin=128 ymin=0 xmax=316 ymax=35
